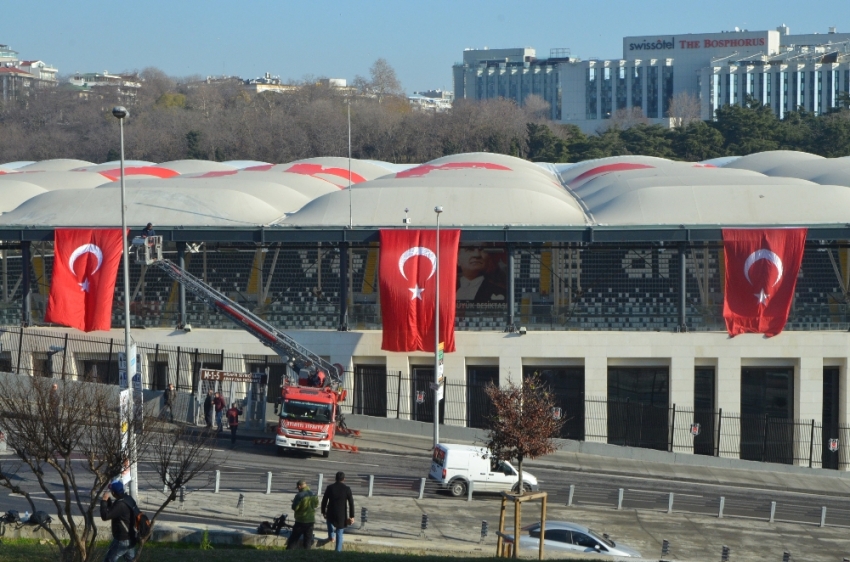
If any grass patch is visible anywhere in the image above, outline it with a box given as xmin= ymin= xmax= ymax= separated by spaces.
xmin=0 ymin=538 xmax=595 ymax=561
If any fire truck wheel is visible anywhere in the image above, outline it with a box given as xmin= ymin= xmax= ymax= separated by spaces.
xmin=276 ymin=446 xmax=286 ymax=457
xmin=322 ymin=450 xmax=330 ymax=458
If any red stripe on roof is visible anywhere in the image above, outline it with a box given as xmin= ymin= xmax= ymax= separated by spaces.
xmin=396 ymin=162 xmax=511 ymax=178
xmin=284 ymin=163 xmax=366 ymax=185
xmin=98 ymin=166 xmax=179 ymax=181
xmin=569 ymin=163 xmax=654 ymax=185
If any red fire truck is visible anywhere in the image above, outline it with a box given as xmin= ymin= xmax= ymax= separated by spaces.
xmin=275 ymin=380 xmax=346 ymax=457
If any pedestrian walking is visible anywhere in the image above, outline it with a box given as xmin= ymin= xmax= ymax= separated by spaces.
xmin=100 ymin=480 xmax=138 ymax=561
xmin=49 ymin=383 xmax=60 ymax=420
xmin=162 ymin=383 xmax=177 ymax=423
xmin=226 ymin=402 xmax=243 ymax=447
xmin=214 ymin=391 xmax=226 ymax=432
xmin=321 ymin=471 xmax=354 ymax=552
xmin=286 ymin=479 xmax=319 ymax=550
xmin=203 ymin=390 xmax=214 ymax=429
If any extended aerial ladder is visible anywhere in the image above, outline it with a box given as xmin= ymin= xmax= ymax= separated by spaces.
xmin=133 ymin=236 xmax=343 ymax=386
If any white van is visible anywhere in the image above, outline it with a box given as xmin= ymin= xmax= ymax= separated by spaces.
xmin=428 ymin=443 xmax=538 ymax=497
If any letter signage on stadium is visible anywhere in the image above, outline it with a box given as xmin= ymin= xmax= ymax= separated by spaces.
xmin=629 ymin=38 xmax=675 ymax=51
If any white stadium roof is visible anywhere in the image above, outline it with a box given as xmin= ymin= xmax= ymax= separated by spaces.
xmin=1 ymin=150 xmax=849 ymax=231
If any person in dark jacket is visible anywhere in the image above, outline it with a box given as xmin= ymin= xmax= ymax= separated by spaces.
xmin=286 ymin=480 xmax=319 ymax=550
xmin=226 ymin=402 xmax=243 ymax=447
xmin=140 ymin=223 xmax=156 ymax=238
xmin=203 ymin=390 xmax=214 ymax=428
xmin=162 ymin=383 xmax=177 ymax=423
xmin=321 ymin=471 xmax=354 ymax=552
xmin=100 ymin=480 xmax=137 ymax=561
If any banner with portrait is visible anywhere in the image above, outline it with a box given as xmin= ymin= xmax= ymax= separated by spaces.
xmin=455 ymin=243 xmax=508 ymax=313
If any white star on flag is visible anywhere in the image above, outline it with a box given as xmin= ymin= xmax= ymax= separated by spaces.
xmin=409 ymin=285 xmax=424 ymax=300
xmin=755 ymin=288 xmax=769 ymax=304
xmin=79 ymin=278 xmax=90 ymax=292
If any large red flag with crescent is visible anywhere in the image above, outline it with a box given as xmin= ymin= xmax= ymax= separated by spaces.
xmin=722 ymin=228 xmax=807 ymax=337
xmin=379 ymin=229 xmax=460 ymax=352
xmin=45 ymin=229 xmax=125 ymax=332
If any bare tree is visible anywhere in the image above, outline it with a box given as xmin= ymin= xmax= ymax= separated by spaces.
xmin=667 ymin=91 xmax=702 ymax=127
xmin=523 ymin=94 xmax=551 ymax=122
xmin=0 ymin=374 xmax=216 ymax=562
xmin=483 ymin=372 xmax=564 ymax=494
xmin=607 ymin=107 xmax=650 ymax=130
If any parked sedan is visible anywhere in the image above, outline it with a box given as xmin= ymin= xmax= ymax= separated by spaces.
xmin=507 ymin=521 xmax=641 ymax=557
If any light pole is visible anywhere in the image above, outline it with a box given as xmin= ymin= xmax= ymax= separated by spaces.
xmin=112 ymin=106 xmax=138 ymax=500
xmin=433 ymin=205 xmax=443 ymax=448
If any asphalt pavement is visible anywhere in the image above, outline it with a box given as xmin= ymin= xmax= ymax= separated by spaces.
xmin=4 ymin=424 xmax=850 ymax=560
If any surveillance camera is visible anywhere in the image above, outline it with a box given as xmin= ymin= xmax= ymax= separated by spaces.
xmin=183 ymin=324 xmax=192 ymax=333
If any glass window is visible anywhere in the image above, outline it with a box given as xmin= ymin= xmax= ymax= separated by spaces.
xmin=661 ymin=66 xmax=673 ymax=116
xmin=601 ymin=67 xmax=613 ymax=118
xmin=740 ymin=367 xmax=794 ymax=464
xmin=694 ymin=367 xmax=716 ymax=456
xmin=608 ymin=367 xmax=669 ymax=451
xmin=525 ymin=366 xmax=584 ymax=440
xmin=765 ymin=72 xmax=771 ymax=106
xmin=632 ymin=67 xmax=643 ymax=110
xmin=586 ymin=67 xmax=598 ymax=119
xmin=572 ymin=532 xmax=598 ymax=548
xmin=646 ymin=66 xmax=659 ymax=118
xmin=353 ymin=364 xmax=387 ymax=417
xmin=467 ymin=366 xmax=498 ymax=429
xmin=616 ymin=67 xmax=627 ymax=110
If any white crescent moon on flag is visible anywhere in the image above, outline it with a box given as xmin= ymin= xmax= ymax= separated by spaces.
xmin=398 ymin=247 xmax=437 ymax=280
xmin=743 ymin=249 xmax=783 ymax=286
xmin=69 ymin=244 xmax=104 ymax=276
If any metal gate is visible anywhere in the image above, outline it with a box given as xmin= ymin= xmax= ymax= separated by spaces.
xmin=196 ymin=369 xmax=268 ymax=430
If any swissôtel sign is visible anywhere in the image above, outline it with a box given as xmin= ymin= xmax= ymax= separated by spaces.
xmin=628 ymin=36 xmax=766 ymax=51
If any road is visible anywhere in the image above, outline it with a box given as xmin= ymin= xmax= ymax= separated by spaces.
xmin=3 ymin=438 xmax=850 ymax=530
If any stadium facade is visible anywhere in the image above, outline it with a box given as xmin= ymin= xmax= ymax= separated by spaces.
xmin=455 ymin=26 xmax=850 ymax=132
xmin=2 ymin=151 xmax=850 ymax=469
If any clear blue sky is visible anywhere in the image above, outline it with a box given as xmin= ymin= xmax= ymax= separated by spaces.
xmin=4 ymin=0 xmax=841 ymax=93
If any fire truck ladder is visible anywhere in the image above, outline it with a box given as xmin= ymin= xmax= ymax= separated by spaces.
xmin=134 ymin=236 xmax=342 ymax=386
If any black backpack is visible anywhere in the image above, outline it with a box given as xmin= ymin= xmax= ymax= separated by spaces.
xmin=28 ymin=511 xmax=52 ymax=528
xmin=1 ymin=510 xmax=19 ymax=524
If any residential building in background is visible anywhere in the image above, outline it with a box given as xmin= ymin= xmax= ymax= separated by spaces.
xmin=409 ymin=89 xmax=453 ymax=112
xmin=0 ymin=43 xmax=58 ymax=102
xmin=67 ymin=71 xmax=142 ymax=102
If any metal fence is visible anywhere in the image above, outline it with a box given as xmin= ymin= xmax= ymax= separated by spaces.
xmin=3 ymin=241 xmax=850 ymax=332
xmin=0 ymin=326 xmax=283 ymax=398
xmin=585 ymin=398 xmax=850 ymax=470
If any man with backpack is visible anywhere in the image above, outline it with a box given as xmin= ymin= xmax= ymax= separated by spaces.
xmin=286 ymin=479 xmax=318 ymax=550
xmin=100 ymin=480 xmax=138 ymax=561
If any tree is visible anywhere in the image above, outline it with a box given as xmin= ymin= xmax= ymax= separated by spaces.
xmin=483 ymin=373 xmax=564 ymax=494
xmin=0 ymin=375 xmax=217 ymax=562
xmin=713 ymin=99 xmax=780 ymax=155
xmin=608 ymin=107 xmax=649 ymax=130
xmin=667 ymin=91 xmax=702 ymax=127
xmin=355 ymin=58 xmax=404 ymax=102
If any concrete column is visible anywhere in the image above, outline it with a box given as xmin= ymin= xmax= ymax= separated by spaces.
xmin=386 ymin=355 xmax=410 ymax=420
xmin=671 ymin=355 xmax=695 ymax=454
xmin=21 ymin=241 xmax=31 ymax=327
xmin=443 ymin=353 xmax=466 ymax=427
xmin=177 ymin=242 xmax=187 ymax=328
xmin=840 ymin=361 xmax=850 ymax=472
xmin=584 ymin=355 xmax=607 ymax=443
xmin=716 ymin=355 xmax=741 ymax=459
xmin=499 ymin=354 xmax=523 ymax=387
xmin=797 ymin=356 xmax=823 ymax=468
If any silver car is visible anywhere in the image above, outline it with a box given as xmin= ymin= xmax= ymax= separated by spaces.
xmin=511 ymin=521 xmax=642 ymax=557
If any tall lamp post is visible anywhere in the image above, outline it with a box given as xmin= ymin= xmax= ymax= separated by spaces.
xmin=112 ymin=106 xmax=138 ymax=500
xmin=433 ymin=205 xmax=443 ymax=448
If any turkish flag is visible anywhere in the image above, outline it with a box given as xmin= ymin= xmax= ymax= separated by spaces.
xmin=45 ymin=229 xmax=125 ymax=332
xmin=722 ymin=228 xmax=807 ymax=337
xmin=379 ymin=229 xmax=460 ymax=352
